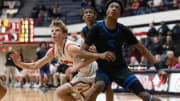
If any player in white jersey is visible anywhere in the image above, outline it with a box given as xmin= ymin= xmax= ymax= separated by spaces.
xmin=11 ymin=20 xmax=98 ymax=101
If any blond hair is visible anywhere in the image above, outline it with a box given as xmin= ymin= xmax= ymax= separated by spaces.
xmin=50 ymin=20 xmax=68 ymax=33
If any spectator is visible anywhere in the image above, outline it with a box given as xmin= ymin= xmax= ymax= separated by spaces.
xmin=173 ymin=56 xmax=180 ymax=69
xmin=139 ymin=56 xmax=148 ymax=65
xmin=154 ymin=54 xmax=168 ymax=70
xmin=151 ymin=0 xmax=163 ymax=12
xmin=131 ymin=0 xmax=140 ymax=15
xmin=149 ymin=36 xmax=163 ymax=55
xmin=5 ymin=47 xmax=17 ymax=87
xmin=158 ymin=21 xmax=170 ymax=37
xmin=162 ymin=35 xmax=175 ymax=52
xmin=147 ymin=23 xmax=158 ymax=37
xmin=171 ymin=23 xmax=180 ymax=40
xmin=51 ymin=3 xmax=62 ymax=18
xmin=31 ymin=4 xmax=40 ymax=18
xmin=129 ymin=56 xmax=139 ymax=65
xmin=165 ymin=50 xmax=178 ymax=68
xmin=128 ymin=47 xmax=142 ymax=62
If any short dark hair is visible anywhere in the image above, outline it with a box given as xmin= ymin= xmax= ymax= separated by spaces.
xmin=105 ymin=0 xmax=124 ymax=15
xmin=82 ymin=6 xmax=96 ymax=15
xmin=40 ymin=41 xmax=47 ymax=47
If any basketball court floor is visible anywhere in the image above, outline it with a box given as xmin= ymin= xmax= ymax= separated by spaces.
xmin=1 ymin=88 xmax=180 ymax=101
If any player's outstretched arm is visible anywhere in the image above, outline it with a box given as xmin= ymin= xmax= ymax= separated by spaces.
xmin=11 ymin=48 xmax=54 ymax=70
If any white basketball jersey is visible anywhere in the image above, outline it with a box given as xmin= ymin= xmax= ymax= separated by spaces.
xmin=52 ymin=40 xmax=97 ymax=76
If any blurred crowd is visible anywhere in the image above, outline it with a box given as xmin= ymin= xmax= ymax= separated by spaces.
xmin=81 ymin=0 xmax=180 ymax=19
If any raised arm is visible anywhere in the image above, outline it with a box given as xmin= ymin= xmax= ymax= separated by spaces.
xmin=11 ymin=48 xmax=54 ymax=70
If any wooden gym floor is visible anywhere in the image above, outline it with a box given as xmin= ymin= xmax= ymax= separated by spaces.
xmin=1 ymin=88 xmax=180 ymax=101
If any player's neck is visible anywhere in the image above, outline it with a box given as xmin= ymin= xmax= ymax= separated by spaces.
xmin=56 ymin=39 xmax=66 ymax=51
xmin=104 ymin=18 xmax=117 ymax=30
xmin=86 ymin=21 xmax=95 ymax=29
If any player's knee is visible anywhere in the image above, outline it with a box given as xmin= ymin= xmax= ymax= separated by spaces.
xmin=94 ymin=81 xmax=105 ymax=93
xmin=56 ymin=86 xmax=64 ymax=98
xmin=56 ymin=84 xmax=71 ymax=98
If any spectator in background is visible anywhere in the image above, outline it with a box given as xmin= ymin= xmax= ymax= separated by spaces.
xmin=154 ymin=54 xmax=168 ymax=70
xmin=128 ymin=47 xmax=142 ymax=62
xmin=147 ymin=23 xmax=158 ymax=37
xmin=173 ymin=56 xmax=180 ymax=69
xmin=165 ymin=50 xmax=178 ymax=68
xmin=51 ymin=3 xmax=61 ymax=18
xmin=158 ymin=21 xmax=170 ymax=37
xmin=38 ymin=5 xmax=48 ymax=26
xmin=151 ymin=0 xmax=163 ymax=12
xmin=32 ymin=4 xmax=40 ymax=18
xmin=162 ymin=35 xmax=175 ymax=53
xmin=95 ymin=0 xmax=105 ymax=19
xmin=5 ymin=47 xmax=17 ymax=87
xmin=140 ymin=56 xmax=148 ymax=65
xmin=146 ymin=23 xmax=158 ymax=48
xmin=129 ymin=56 xmax=139 ymax=65
xmin=131 ymin=0 xmax=140 ymax=15
xmin=139 ymin=0 xmax=151 ymax=14
xmin=149 ymin=36 xmax=163 ymax=55
xmin=171 ymin=23 xmax=180 ymax=40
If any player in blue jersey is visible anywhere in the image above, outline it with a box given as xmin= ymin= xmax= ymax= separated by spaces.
xmin=79 ymin=0 xmax=165 ymax=101
xmin=81 ymin=6 xmax=114 ymax=101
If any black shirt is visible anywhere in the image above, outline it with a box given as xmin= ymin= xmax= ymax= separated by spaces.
xmin=85 ymin=21 xmax=138 ymax=73
xmin=5 ymin=52 xmax=16 ymax=66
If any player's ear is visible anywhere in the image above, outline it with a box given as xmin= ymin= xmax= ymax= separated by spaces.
xmin=64 ymin=33 xmax=68 ymax=38
xmin=82 ymin=15 xmax=85 ymax=21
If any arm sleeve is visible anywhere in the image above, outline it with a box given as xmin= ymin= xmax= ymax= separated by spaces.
xmin=85 ymin=25 xmax=98 ymax=46
xmin=123 ymin=27 xmax=138 ymax=46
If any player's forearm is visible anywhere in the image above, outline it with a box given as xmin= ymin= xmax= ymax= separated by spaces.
xmin=135 ymin=43 xmax=155 ymax=64
xmin=75 ymin=58 xmax=96 ymax=71
xmin=17 ymin=62 xmax=39 ymax=70
xmin=79 ymin=49 xmax=100 ymax=59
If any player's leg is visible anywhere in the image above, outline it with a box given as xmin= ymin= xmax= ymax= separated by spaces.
xmin=105 ymin=85 xmax=114 ymax=101
xmin=0 ymin=80 xmax=7 ymax=99
xmin=115 ymin=72 xmax=161 ymax=101
xmin=86 ymin=70 xmax=111 ymax=101
xmin=56 ymin=83 xmax=76 ymax=101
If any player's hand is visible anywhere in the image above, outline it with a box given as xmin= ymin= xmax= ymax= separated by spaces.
xmin=158 ymin=70 xmax=168 ymax=84
xmin=10 ymin=52 xmax=21 ymax=66
xmin=65 ymin=67 xmax=77 ymax=77
xmin=99 ymin=51 xmax=116 ymax=62
xmin=88 ymin=45 xmax=96 ymax=53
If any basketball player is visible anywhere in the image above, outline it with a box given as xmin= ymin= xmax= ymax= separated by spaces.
xmin=81 ymin=6 xmax=114 ymax=101
xmin=11 ymin=20 xmax=98 ymax=101
xmin=34 ymin=42 xmax=50 ymax=88
xmin=79 ymin=0 xmax=164 ymax=101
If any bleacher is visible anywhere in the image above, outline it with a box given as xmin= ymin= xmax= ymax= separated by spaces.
xmin=34 ymin=0 xmax=82 ymax=26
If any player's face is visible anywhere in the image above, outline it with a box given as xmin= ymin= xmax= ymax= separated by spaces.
xmin=106 ymin=2 xmax=121 ymax=19
xmin=51 ymin=26 xmax=66 ymax=42
xmin=83 ymin=9 xmax=96 ymax=23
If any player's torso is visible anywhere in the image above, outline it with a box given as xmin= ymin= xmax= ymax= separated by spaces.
xmin=54 ymin=40 xmax=97 ymax=76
